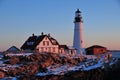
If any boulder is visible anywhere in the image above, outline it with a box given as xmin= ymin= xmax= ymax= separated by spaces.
xmin=9 ymin=56 xmax=19 ymax=65
xmin=0 ymin=71 xmax=5 ymax=78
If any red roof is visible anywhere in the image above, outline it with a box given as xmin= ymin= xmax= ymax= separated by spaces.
xmin=86 ymin=45 xmax=106 ymax=50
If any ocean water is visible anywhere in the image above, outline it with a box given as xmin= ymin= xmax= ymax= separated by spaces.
xmin=110 ymin=51 xmax=120 ymax=58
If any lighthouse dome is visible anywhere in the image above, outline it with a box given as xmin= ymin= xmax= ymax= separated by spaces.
xmin=75 ymin=9 xmax=81 ymax=13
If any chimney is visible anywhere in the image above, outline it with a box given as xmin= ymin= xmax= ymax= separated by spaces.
xmin=41 ymin=32 xmax=44 ymax=35
xmin=32 ymin=33 xmax=34 ymax=37
xmin=48 ymin=33 xmax=50 ymax=37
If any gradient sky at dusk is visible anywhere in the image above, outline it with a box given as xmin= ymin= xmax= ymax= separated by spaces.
xmin=0 ymin=0 xmax=120 ymax=51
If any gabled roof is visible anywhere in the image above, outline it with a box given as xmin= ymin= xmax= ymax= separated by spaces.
xmin=86 ymin=45 xmax=106 ymax=50
xmin=48 ymin=37 xmax=59 ymax=45
xmin=21 ymin=34 xmax=59 ymax=50
xmin=21 ymin=35 xmax=38 ymax=50
xmin=7 ymin=46 xmax=20 ymax=52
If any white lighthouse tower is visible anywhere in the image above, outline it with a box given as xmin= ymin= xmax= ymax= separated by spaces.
xmin=73 ymin=9 xmax=85 ymax=54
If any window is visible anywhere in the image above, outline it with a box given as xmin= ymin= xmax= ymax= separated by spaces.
xmin=48 ymin=47 xmax=51 ymax=52
xmin=43 ymin=41 xmax=45 ymax=46
xmin=27 ymin=42 xmax=34 ymax=45
xmin=53 ymin=47 xmax=55 ymax=52
xmin=41 ymin=47 xmax=43 ymax=52
xmin=42 ymin=48 xmax=47 ymax=52
xmin=43 ymin=41 xmax=49 ymax=46
xmin=47 ymin=41 xmax=49 ymax=46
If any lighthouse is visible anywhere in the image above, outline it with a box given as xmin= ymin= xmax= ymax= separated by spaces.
xmin=73 ymin=9 xmax=85 ymax=54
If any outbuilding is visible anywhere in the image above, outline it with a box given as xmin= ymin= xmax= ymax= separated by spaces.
xmin=85 ymin=45 xmax=107 ymax=55
xmin=6 ymin=46 xmax=20 ymax=52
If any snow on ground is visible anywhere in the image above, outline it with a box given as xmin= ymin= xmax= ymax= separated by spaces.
xmin=38 ymin=64 xmax=73 ymax=76
xmin=84 ymin=55 xmax=97 ymax=59
xmin=0 ymin=64 xmax=20 ymax=72
xmin=109 ymin=57 xmax=118 ymax=67
xmin=0 ymin=61 xmax=3 ymax=65
xmin=83 ymin=57 xmax=104 ymax=71
xmin=37 ymin=54 xmax=117 ymax=76
xmin=0 ymin=52 xmax=119 ymax=77
xmin=0 ymin=77 xmax=17 ymax=80
xmin=0 ymin=55 xmax=3 ymax=59
xmin=5 ymin=53 xmax=33 ymax=57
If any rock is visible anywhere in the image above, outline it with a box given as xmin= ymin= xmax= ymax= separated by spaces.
xmin=1 ymin=52 xmax=120 ymax=79
xmin=108 ymin=53 xmax=112 ymax=59
xmin=9 ymin=56 xmax=19 ymax=65
xmin=28 ymin=62 xmax=39 ymax=75
xmin=0 ymin=71 xmax=6 ymax=78
xmin=42 ymin=59 xmax=53 ymax=68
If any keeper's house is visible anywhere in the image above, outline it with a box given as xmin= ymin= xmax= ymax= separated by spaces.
xmin=21 ymin=32 xmax=76 ymax=54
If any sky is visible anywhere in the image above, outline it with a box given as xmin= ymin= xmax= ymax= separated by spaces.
xmin=0 ymin=0 xmax=120 ymax=51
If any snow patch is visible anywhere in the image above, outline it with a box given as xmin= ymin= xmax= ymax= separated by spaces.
xmin=37 ymin=54 xmax=117 ymax=76
xmin=5 ymin=53 xmax=33 ymax=57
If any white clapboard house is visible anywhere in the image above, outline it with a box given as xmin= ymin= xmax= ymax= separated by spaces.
xmin=21 ymin=32 xmax=76 ymax=54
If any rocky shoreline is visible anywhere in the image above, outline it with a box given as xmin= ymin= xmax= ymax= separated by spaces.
xmin=21 ymin=59 xmax=120 ymax=80
xmin=19 ymin=62 xmax=120 ymax=80
xmin=0 ymin=52 xmax=120 ymax=80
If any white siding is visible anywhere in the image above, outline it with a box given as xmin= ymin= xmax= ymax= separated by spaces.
xmin=36 ymin=36 xmax=59 ymax=53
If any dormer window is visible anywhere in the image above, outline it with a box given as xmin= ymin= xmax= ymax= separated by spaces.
xmin=27 ymin=42 xmax=34 ymax=45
